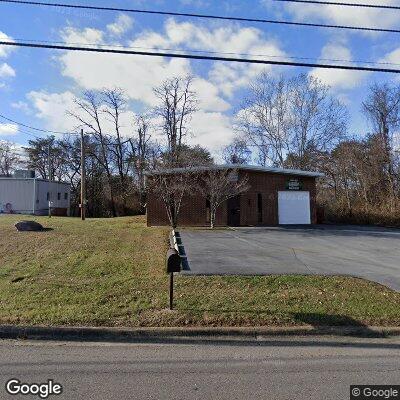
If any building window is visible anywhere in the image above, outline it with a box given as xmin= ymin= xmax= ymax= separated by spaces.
xmin=46 ymin=192 xmax=50 ymax=201
xmin=206 ymin=199 xmax=211 ymax=223
xmin=64 ymin=193 xmax=68 ymax=200
xmin=257 ymin=193 xmax=263 ymax=224
xmin=57 ymin=193 xmax=61 ymax=201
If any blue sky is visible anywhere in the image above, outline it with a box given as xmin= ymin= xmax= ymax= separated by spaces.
xmin=0 ymin=0 xmax=399 ymax=155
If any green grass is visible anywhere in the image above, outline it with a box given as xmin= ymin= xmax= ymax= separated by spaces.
xmin=0 ymin=215 xmax=399 ymax=327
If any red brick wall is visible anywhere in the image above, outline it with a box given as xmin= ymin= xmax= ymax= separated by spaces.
xmin=147 ymin=170 xmax=317 ymax=227
xmin=238 ymin=171 xmax=317 ymax=226
xmin=147 ymin=192 xmax=227 ymax=227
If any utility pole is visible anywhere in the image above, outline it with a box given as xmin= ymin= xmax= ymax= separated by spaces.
xmin=47 ymin=142 xmax=52 ymax=218
xmin=80 ymin=129 xmax=86 ymax=221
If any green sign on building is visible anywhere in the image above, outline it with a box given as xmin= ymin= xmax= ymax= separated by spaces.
xmin=286 ymin=179 xmax=303 ymax=191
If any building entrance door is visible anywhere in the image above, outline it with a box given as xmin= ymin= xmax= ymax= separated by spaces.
xmin=227 ymin=196 xmax=241 ymax=226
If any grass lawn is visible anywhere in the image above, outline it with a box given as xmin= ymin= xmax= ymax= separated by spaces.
xmin=0 ymin=215 xmax=399 ymax=327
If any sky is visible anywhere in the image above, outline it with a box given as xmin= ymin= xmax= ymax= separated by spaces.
xmin=0 ymin=0 xmax=399 ymax=158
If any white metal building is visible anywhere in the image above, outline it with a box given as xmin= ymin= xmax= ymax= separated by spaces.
xmin=0 ymin=176 xmax=71 ymax=216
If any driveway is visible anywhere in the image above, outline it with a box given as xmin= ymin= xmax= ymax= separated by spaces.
xmin=178 ymin=225 xmax=400 ymax=292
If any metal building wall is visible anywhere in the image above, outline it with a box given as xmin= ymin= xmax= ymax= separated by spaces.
xmin=0 ymin=179 xmax=71 ymax=216
xmin=0 ymin=179 xmax=35 ymax=214
xmin=36 ymin=181 xmax=71 ymax=216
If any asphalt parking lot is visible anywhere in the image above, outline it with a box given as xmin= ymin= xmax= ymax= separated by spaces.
xmin=178 ymin=225 xmax=400 ymax=292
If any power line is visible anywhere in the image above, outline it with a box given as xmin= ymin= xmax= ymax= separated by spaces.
xmin=273 ymin=0 xmax=400 ymax=10
xmin=0 ymin=113 xmax=133 ymax=143
xmin=0 ymin=40 xmax=399 ymax=73
xmin=0 ymin=0 xmax=399 ymax=34
xmin=0 ymin=113 xmax=75 ymax=135
xmin=12 ymin=38 xmax=400 ymax=67
xmin=15 ymin=129 xmax=42 ymax=139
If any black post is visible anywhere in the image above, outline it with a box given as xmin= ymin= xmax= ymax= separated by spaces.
xmin=169 ymin=272 xmax=174 ymax=310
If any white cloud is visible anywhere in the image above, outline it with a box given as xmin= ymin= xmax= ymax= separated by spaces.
xmin=190 ymin=111 xmax=234 ymax=151
xmin=27 ymin=90 xmax=138 ymax=138
xmin=11 ymin=101 xmax=31 ymax=113
xmin=154 ymin=20 xmax=286 ymax=97
xmin=107 ymin=14 xmax=134 ymax=36
xmin=379 ymin=47 xmax=400 ymax=81
xmin=0 ymin=63 xmax=15 ymax=78
xmin=265 ymin=0 xmax=400 ymax=34
xmin=26 ymin=88 xmax=234 ymax=152
xmin=0 ymin=32 xmax=15 ymax=86
xmin=61 ymin=27 xmax=103 ymax=45
xmin=0 ymin=31 xmax=14 ymax=58
xmin=192 ymin=77 xmax=230 ymax=112
xmin=58 ymin=20 xmax=237 ymax=110
xmin=165 ymin=19 xmax=277 ymax=55
xmin=29 ymin=19 xmax=287 ymax=152
xmin=309 ymin=42 xmax=369 ymax=90
xmin=58 ymin=19 xmax=286 ymax=104
xmin=60 ymin=50 xmax=191 ymax=105
xmin=381 ymin=47 xmax=400 ymax=65
xmin=0 ymin=123 xmax=18 ymax=136
xmin=27 ymin=91 xmax=77 ymax=133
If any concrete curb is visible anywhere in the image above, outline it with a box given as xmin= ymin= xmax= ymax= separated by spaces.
xmin=0 ymin=325 xmax=399 ymax=342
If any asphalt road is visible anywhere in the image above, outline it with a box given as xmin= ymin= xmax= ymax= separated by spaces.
xmin=179 ymin=225 xmax=400 ymax=291
xmin=0 ymin=336 xmax=399 ymax=400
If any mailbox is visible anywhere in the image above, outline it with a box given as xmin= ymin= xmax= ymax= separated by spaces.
xmin=166 ymin=248 xmax=181 ymax=273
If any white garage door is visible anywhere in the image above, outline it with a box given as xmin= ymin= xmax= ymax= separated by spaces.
xmin=278 ymin=191 xmax=311 ymax=225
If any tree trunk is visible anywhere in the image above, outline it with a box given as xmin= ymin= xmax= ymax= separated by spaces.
xmin=167 ymin=202 xmax=177 ymax=229
xmin=210 ymin=208 xmax=217 ymax=229
xmin=107 ymin=176 xmax=117 ymax=218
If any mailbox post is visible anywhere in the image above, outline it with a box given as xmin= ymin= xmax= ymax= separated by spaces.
xmin=169 ymin=272 xmax=174 ymax=311
xmin=166 ymin=248 xmax=182 ymax=310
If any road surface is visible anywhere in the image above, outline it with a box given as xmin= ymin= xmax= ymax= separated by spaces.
xmin=0 ymin=335 xmax=399 ymax=399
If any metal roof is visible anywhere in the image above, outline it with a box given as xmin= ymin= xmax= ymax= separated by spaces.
xmin=145 ymin=164 xmax=324 ymax=178
xmin=0 ymin=177 xmax=71 ymax=185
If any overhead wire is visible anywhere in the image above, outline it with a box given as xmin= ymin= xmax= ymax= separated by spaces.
xmin=273 ymin=0 xmax=400 ymax=10
xmin=0 ymin=0 xmax=399 ymax=33
xmin=10 ymin=38 xmax=400 ymax=67
xmin=0 ymin=40 xmax=399 ymax=73
xmin=0 ymin=113 xmax=76 ymax=135
xmin=0 ymin=114 xmax=133 ymax=144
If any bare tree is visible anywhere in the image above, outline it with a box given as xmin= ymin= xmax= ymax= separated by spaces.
xmin=222 ymin=138 xmax=252 ymax=165
xmin=68 ymin=90 xmax=118 ymax=216
xmin=0 ymin=141 xmax=20 ymax=176
xmin=236 ymin=73 xmax=291 ymax=167
xmin=148 ymin=166 xmax=196 ymax=228
xmin=363 ymin=82 xmax=400 ymax=209
xmin=198 ymin=169 xmax=250 ymax=229
xmin=58 ymin=135 xmax=82 ymax=201
xmin=129 ymin=115 xmax=156 ymax=212
xmin=288 ymin=74 xmax=348 ymax=169
xmin=102 ymin=88 xmax=133 ymax=214
xmin=102 ymin=88 xmax=130 ymax=181
xmin=236 ymin=72 xmax=348 ymax=169
xmin=153 ymin=76 xmax=198 ymax=163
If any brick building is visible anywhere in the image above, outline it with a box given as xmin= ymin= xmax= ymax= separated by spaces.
xmin=146 ymin=165 xmax=323 ymax=227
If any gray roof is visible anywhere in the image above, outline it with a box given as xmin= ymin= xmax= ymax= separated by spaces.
xmin=145 ymin=164 xmax=324 ymax=178
xmin=0 ymin=177 xmax=71 ymax=185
